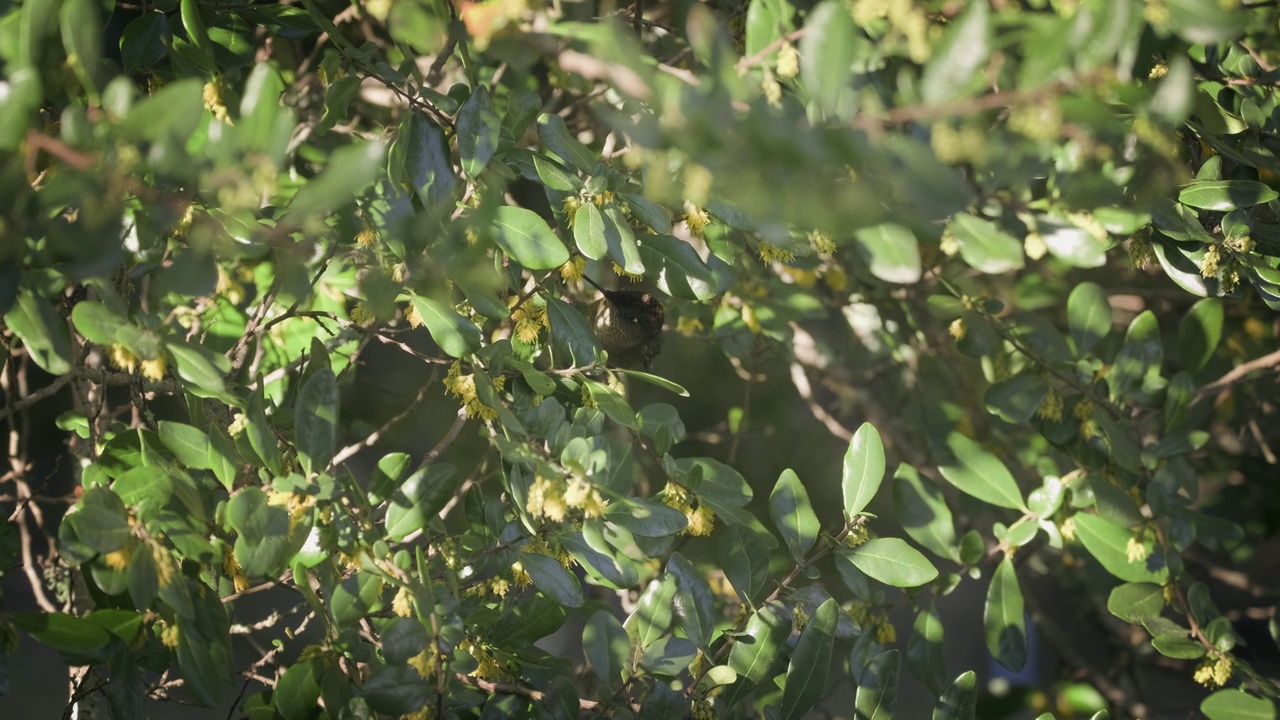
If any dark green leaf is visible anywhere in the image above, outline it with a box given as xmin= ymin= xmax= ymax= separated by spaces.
xmin=1106 ymin=582 xmax=1166 ymax=623
xmin=1177 ymin=298 xmax=1223 ymax=373
xmin=668 ymin=552 xmax=714 ymax=649
xmin=932 ymin=671 xmax=977 ymax=720
xmin=1179 ymin=180 xmax=1277 ymax=211
xmin=4 ymin=288 xmax=73 ymax=374
xmin=843 ymin=538 xmax=939 ymax=588
xmin=1151 ymin=632 xmax=1206 ymax=659
xmin=799 ymin=1 xmax=858 ymax=118
xmin=624 ymin=575 xmax=677 ymax=649
xmin=984 ymin=557 xmax=1027 ymax=671
xmin=457 ymin=86 xmax=501 ymax=177
xmin=1201 ymin=690 xmax=1276 ymax=720
xmin=893 ymin=463 xmax=957 ymax=561
xmin=493 ymin=206 xmax=570 ymax=270
xmin=907 ymin=604 xmax=947 ymax=696
xmin=780 ymin=599 xmax=837 ymax=720
xmin=385 ymin=465 xmax=461 ymax=541
xmin=984 ymin=372 xmax=1048 ymax=424
xmin=295 ymin=367 xmax=338 ymax=475
xmin=410 ymin=295 xmax=481 ymax=358
xmin=854 ymin=648 xmax=899 ymax=720
xmin=520 ymin=551 xmax=584 ymax=608
xmin=719 ymin=524 xmax=771 ymax=602
xmin=583 ymin=609 xmax=632 ymax=686
xmin=727 ymin=603 xmax=789 ymax=684
xmin=933 ymin=432 xmax=1025 ymax=510
xmin=1068 ymin=282 xmax=1111 ymax=355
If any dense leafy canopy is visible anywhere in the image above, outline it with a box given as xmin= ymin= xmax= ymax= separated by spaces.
xmin=3 ymin=0 xmax=1280 ymax=719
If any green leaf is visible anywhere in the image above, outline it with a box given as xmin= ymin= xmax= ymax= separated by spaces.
xmin=949 ymin=213 xmax=1024 ymax=274
xmin=1073 ymin=513 xmax=1168 ymax=583
xmin=603 ymin=204 xmax=644 ymax=275
xmin=668 ymin=552 xmax=714 ymax=649
xmin=113 ymin=465 xmax=173 ymax=508
xmin=583 ymin=610 xmax=631 ymax=687
xmin=158 ymin=421 xmax=213 ymax=470
xmin=1201 ymin=690 xmax=1276 ymax=720
xmin=855 ymin=222 xmax=922 ymax=284
xmin=4 ymin=288 xmax=73 ymax=374
xmin=61 ymin=0 xmax=103 ymax=96
xmin=984 ymin=557 xmax=1027 ymax=671
xmin=624 ymin=575 xmax=677 ymax=649
xmin=638 ymin=234 xmax=718 ymax=301
xmin=385 ymin=465 xmax=461 ymax=541
xmin=920 ymin=1 xmax=989 ymax=104
xmin=295 ymin=366 xmax=338 ymax=476
xmin=167 ymin=340 xmax=230 ymax=397
xmin=799 ymin=1 xmax=857 ymax=119
xmin=719 ymin=524 xmax=771 ymax=602
xmin=362 ymin=665 xmax=429 ymax=715
xmin=573 ymin=201 xmax=608 ymax=260
xmin=854 ymin=649 xmax=899 ymax=720
xmin=780 ymin=599 xmax=837 ymax=720
xmin=239 ymin=62 xmax=286 ymax=154
xmin=932 ymin=671 xmax=977 ymax=720
xmin=285 ymin=140 xmax=385 ymax=222
xmin=907 ymin=604 xmax=947 ymax=696
xmin=545 ymin=296 xmax=600 ymax=367
xmin=119 ymin=11 xmax=170 ymax=73
xmin=275 ymin=657 xmax=323 ymax=719
xmin=727 ymin=603 xmax=789 ymax=684
xmin=1179 ymin=180 xmax=1278 ymax=211
xmin=843 ymin=422 xmax=885 ymax=520
xmin=537 ymin=113 xmax=596 ymax=172
xmin=892 ymin=464 xmax=957 ymax=561
xmin=10 ymin=612 xmax=113 ymax=657
xmin=533 ymin=152 xmax=583 ymax=192
xmin=843 ymin=538 xmax=939 ymax=588
xmin=520 ymin=552 xmax=584 ymax=608
xmin=621 ymin=193 xmax=672 ymax=234
xmin=613 ymin=368 xmax=689 ymax=396
xmin=933 ymin=432 xmax=1025 ymax=510
xmin=409 ymin=295 xmax=481 ymax=358
xmin=604 ymin=498 xmax=688 ymax=537
xmin=456 ymin=86 xmax=501 ymax=177
xmin=398 ymin=112 xmax=456 ymax=213
xmin=1068 ymin=282 xmax=1111 ymax=355
xmin=1106 ymin=582 xmax=1166 ymax=623
xmin=1178 ymin=298 xmax=1223 ymax=373
xmin=770 ymin=469 xmax=820 ymax=563
xmin=1042 ymin=220 xmax=1107 ymax=268
xmin=984 ymin=372 xmax=1048 ymax=424
xmin=585 ymin=379 xmax=638 ymax=430
xmin=1151 ymin=632 xmax=1206 ymax=659
xmin=492 ymin=206 xmax=570 ymax=270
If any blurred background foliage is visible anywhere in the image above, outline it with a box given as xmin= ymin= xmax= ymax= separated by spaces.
xmin=3 ymin=0 xmax=1280 ymax=718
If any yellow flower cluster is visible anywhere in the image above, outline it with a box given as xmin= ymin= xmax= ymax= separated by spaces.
xmin=560 ymin=256 xmax=586 ymax=283
xmin=103 ymin=541 xmax=132 ymax=570
xmin=510 ymin=560 xmax=532 ymax=587
xmin=564 ymin=477 xmax=608 ymax=517
xmin=677 ymin=316 xmax=704 ymax=335
xmin=1074 ymin=398 xmax=1098 ymax=440
xmin=526 ymin=475 xmax=569 ymax=522
xmin=611 ymin=262 xmax=644 ymax=281
xmin=684 ymin=206 xmax=711 ymax=237
xmin=1037 ymin=387 xmax=1064 ymax=422
xmin=1059 ymin=516 xmax=1077 ymax=542
xmin=444 ymin=361 xmax=502 ymax=421
xmin=661 ymin=482 xmax=716 ymax=536
xmin=407 ymin=648 xmax=437 ymax=680
xmin=158 ymin=620 xmax=179 ymax=649
xmin=808 ymin=230 xmax=837 ymax=256
xmin=1200 ymin=243 xmax=1221 ymax=279
xmin=1125 ymin=537 xmax=1149 ymax=564
xmin=510 ymin=298 xmax=549 ymax=345
xmin=460 ymin=638 xmax=505 ymax=681
xmin=775 ymin=43 xmax=799 ymax=79
xmin=691 ymin=697 xmax=715 ymax=720
xmin=843 ymin=522 xmax=870 ymax=549
xmin=223 ymin=544 xmax=250 ymax=592
xmin=349 ymin=301 xmax=376 ymax=328
xmin=757 ymin=242 xmax=795 ymax=264
xmin=1193 ymin=655 xmax=1233 ymax=688
xmin=463 ymin=577 xmax=510 ymax=598
xmin=793 ymin=603 xmax=810 ymax=632
xmin=948 ymin=318 xmax=967 ymax=341
xmin=392 ymin=586 xmax=415 ymax=618
xmin=202 ymin=78 xmax=232 ymax=124
xmin=1127 ymin=237 xmax=1155 ymax=268
xmin=108 ymin=344 xmax=167 ymax=381
xmin=849 ymin=603 xmax=896 ymax=643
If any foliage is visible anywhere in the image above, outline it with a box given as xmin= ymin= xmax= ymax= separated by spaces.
xmin=2 ymin=0 xmax=1280 ymax=719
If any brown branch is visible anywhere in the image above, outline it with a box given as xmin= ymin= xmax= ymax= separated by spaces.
xmin=1196 ymin=347 xmax=1280 ymax=398
xmin=415 ymin=408 xmax=469 ymax=473
xmin=735 ymin=28 xmax=808 ymax=72
xmin=455 ymin=673 xmax=640 ymax=712
xmin=330 ymin=384 xmax=433 ymax=468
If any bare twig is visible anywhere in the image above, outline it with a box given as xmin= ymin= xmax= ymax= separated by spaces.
xmin=1196 ymin=347 xmax=1280 ymax=397
xmin=415 ymin=408 xmax=469 ymax=473
xmin=330 ymin=384 xmax=433 ymax=468
xmin=735 ymin=28 xmax=807 ymax=72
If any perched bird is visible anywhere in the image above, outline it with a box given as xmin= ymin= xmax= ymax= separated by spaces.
xmin=583 ymin=275 xmax=665 ymax=370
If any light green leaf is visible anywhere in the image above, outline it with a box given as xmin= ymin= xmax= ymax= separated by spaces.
xmin=493 ymin=206 xmax=570 ymax=270
xmin=1179 ymin=180 xmax=1278 ymax=211
xmin=855 ymin=222 xmax=922 ymax=284
xmin=949 ymin=213 xmax=1024 ymax=274
xmin=932 ymin=671 xmax=977 ymax=720
xmin=573 ymin=201 xmax=608 ymax=260
xmin=843 ymin=422 xmax=885 ymax=520
xmin=1073 ymin=513 xmax=1168 ymax=583
xmin=843 ymin=538 xmax=939 ymax=588
xmin=4 ymin=289 xmax=73 ymax=374
xmin=1106 ymin=582 xmax=1166 ymax=623
xmin=933 ymin=432 xmax=1025 ymax=510
xmin=920 ymin=1 xmax=989 ymax=104
xmin=537 ymin=113 xmax=596 ymax=171
xmin=584 ymin=610 xmax=631 ymax=687
xmin=893 ymin=464 xmax=957 ymax=561
xmin=1152 ymin=632 xmax=1206 ymax=659
xmin=603 ymin=204 xmax=644 ymax=275
xmin=770 ymin=469 xmax=820 ymax=563
xmin=984 ymin=557 xmax=1027 ymax=671
xmin=854 ymin=649 xmax=899 ymax=720
xmin=285 ymin=140 xmax=385 ymax=222
xmin=585 ymin=379 xmax=638 ymax=430
xmin=799 ymin=1 xmax=857 ymax=119
xmin=1068 ymin=282 xmax=1111 ymax=355
xmin=1178 ymin=298 xmax=1223 ymax=372
xmin=638 ymin=234 xmax=717 ymax=301
xmin=727 ymin=603 xmax=788 ymax=683
xmin=409 ymin=295 xmax=481 ymax=358
xmin=1201 ymin=690 xmax=1276 ymax=720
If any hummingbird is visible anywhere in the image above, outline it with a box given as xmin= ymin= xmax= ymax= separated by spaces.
xmin=582 ymin=275 xmax=665 ymax=370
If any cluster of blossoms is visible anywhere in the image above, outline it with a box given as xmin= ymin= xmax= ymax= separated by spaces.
xmin=848 ymin=603 xmax=897 ymax=644
xmin=108 ymin=344 xmax=167 ymax=381
xmin=526 ymin=474 xmax=607 ymax=522
xmin=660 ymin=482 xmax=715 ymax=537
xmin=510 ymin=296 xmax=549 ymax=345
xmin=1194 ymin=654 xmax=1234 ymax=689
xmin=443 ymin=361 xmax=504 ymax=421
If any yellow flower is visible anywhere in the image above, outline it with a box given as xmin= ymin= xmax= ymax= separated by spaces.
xmin=948 ymin=318 xmax=967 ymax=341
xmin=407 ymin=648 xmax=436 ymax=678
xmin=355 ymin=224 xmax=378 ymax=248
xmin=158 ymin=620 xmax=179 ymax=649
xmin=203 ymin=78 xmax=233 ymax=124
xmin=1200 ymin=244 xmax=1221 ymax=278
xmin=511 ymin=298 xmax=548 ymax=345
xmin=793 ymin=604 xmax=810 ymax=631
xmin=489 ymin=577 xmax=510 ymax=597
xmin=108 ymin=344 xmax=139 ymax=374
xmin=562 ymin=196 xmax=582 ymax=225
xmin=152 ymin=542 xmax=176 ymax=588
xmin=103 ymin=543 xmax=132 ymax=570
xmin=611 ymin=262 xmax=644 ymax=281
xmin=560 ymin=256 xmax=586 ymax=283
xmin=564 ymin=477 xmax=607 ymax=517
xmin=662 ymin=482 xmax=691 ymax=512
xmin=392 ymin=587 xmax=414 ymax=618
xmin=139 ymin=354 xmax=167 ymax=381
xmin=526 ymin=475 xmax=568 ymax=522
xmin=1037 ymin=387 xmax=1064 ymax=422
xmin=757 ymin=241 xmax=795 ymax=264
xmin=1059 ymin=516 xmax=1077 ymax=542
xmin=406 ymin=303 xmax=424 ymax=328
xmin=1193 ymin=655 xmax=1233 ymax=688
xmin=676 ymin=316 xmax=704 ymax=335
xmin=511 ymin=561 xmax=532 ymax=587
xmin=1125 ymin=537 xmax=1149 ymax=563
xmin=776 ymin=42 xmax=799 ymax=79
xmin=809 ymin=230 xmax=836 ymax=255
xmin=444 ymin=361 xmax=499 ymax=421
xmin=687 ymin=504 xmax=716 ymax=537
xmin=684 ymin=206 xmax=711 ymax=237
xmin=349 ymin=301 xmax=376 ymax=328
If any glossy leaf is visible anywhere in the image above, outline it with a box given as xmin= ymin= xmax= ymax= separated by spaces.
xmin=933 ymin=432 xmax=1025 ymax=510
xmin=1074 ymin=513 xmax=1168 ymax=583
xmin=770 ymin=469 xmax=820 ymax=562
xmin=727 ymin=603 xmax=788 ymax=684
xmin=949 ymin=213 xmax=1023 ymax=274
xmin=843 ymin=422 xmax=886 ymax=520
xmin=892 ymin=464 xmax=958 ymax=561
xmin=492 ymin=206 xmax=570 ymax=270
xmin=920 ymin=1 xmax=989 ymax=104
xmin=843 ymin=538 xmax=939 ymax=588
xmin=854 ymin=648 xmax=899 ymax=720
xmin=1178 ymin=180 xmax=1278 ymax=211
xmin=932 ymin=671 xmax=977 ymax=720
xmin=907 ymin=604 xmax=947 ymax=696
xmin=573 ymin=201 xmax=607 ymax=260
xmin=984 ymin=557 xmax=1027 ymax=671
xmin=855 ymin=223 xmax=922 ymax=284
xmin=1178 ymin=298 xmax=1223 ymax=373
xmin=1067 ymin=282 xmax=1111 ymax=355
xmin=583 ymin=610 xmax=631 ymax=686
xmin=780 ymin=599 xmax=837 ymax=720
xmin=456 ymin=86 xmax=501 ymax=177
xmin=1201 ymin=690 xmax=1276 ymax=720
xmin=1106 ymin=582 xmax=1166 ymax=623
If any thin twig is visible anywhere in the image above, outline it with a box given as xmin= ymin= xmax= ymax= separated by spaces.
xmin=415 ymin=408 xmax=469 ymax=473
xmin=330 ymin=384 xmax=433 ymax=468
xmin=1196 ymin=347 xmax=1280 ymax=397
xmin=735 ymin=28 xmax=807 ymax=72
